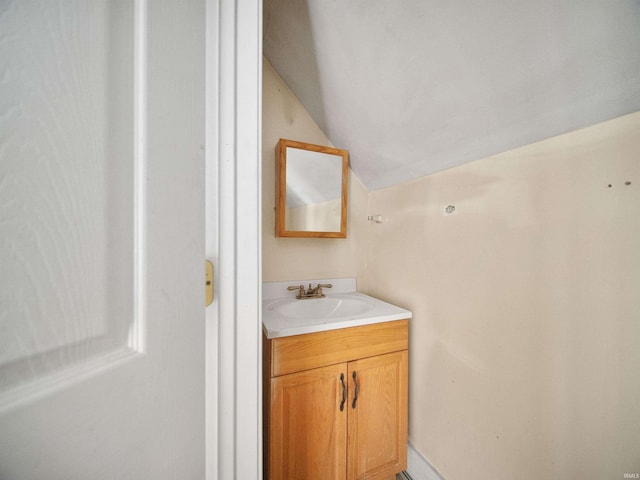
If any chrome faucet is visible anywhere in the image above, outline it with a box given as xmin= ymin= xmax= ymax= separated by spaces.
xmin=287 ymin=283 xmax=333 ymax=299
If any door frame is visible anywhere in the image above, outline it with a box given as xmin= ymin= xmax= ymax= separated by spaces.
xmin=205 ymin=1 xmax=262 ymax=479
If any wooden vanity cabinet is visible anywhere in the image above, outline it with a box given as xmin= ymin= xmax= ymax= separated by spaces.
xmin=263 ymin=320 xmax=409 ymax=480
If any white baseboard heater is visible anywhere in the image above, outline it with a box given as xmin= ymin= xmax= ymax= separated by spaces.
xmin=405 ymin=442 xmax=446 ymax=480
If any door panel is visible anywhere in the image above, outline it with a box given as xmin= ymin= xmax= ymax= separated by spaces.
xmin=0 ymin=1 xmax=206 ymax=478
xmin=347 ymin=351 xmax=408 ymax=480
xmin=270 ymin=363 xmax=348 ymax=480
xmin=0 ymin=0 xmax=136 ymax=401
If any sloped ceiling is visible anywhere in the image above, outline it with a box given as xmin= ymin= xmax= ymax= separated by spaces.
xmin=263 ymin=0 xmax=640 ymax=191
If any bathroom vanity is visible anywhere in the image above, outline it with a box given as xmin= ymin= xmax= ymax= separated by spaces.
xmin=262 ymin=278 xmax=411 ymax=480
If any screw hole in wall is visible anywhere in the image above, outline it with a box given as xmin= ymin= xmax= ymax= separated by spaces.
xmin=607 ymin=181 xmax=632 ymax=188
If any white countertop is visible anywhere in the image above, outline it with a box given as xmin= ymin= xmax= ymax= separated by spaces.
xmin=262 ymin=278 xmax=412 ymax=339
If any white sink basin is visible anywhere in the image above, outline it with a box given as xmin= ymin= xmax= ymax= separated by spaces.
xmin=267 ymin=295 xmax=376 ymax=320
xmin=262 ymin=290 xmax=411 ymax=339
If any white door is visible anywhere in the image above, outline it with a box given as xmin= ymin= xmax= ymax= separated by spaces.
xmin=0 ymin=1 xmax=208 ymax=478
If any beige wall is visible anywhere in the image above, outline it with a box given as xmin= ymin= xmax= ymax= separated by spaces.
xmin=366 ymin=112 xmax=640 ymax=479
xmin=262 ymin=59 xmax=368 ymax=285
xmin=264 ymin=56 xmax=640 ymax=478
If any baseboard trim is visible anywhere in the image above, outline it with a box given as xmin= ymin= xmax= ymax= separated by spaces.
xmin=405 ymin=442 xmax=446 ymax=480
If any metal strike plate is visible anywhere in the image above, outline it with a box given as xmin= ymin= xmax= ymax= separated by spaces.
xmin=205 ymin=260 xmax=214 ymax=306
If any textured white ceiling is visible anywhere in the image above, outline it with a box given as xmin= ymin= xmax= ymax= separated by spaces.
xmin=264 ymin=0 xmax=640 ymax=190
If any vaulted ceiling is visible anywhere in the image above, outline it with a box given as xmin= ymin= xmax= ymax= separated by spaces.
xmin=263 ymin=0 xmax=640 ymax=190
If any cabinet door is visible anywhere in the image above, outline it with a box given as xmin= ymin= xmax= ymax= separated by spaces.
xmin=270 ymin=363 xmax=348 ymax=480
xmin=347 ymin=351 xmax=408 ymax=480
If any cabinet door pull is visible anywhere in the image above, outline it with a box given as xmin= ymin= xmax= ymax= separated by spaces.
xmin=339 ymin=373 xmax=346 ymax=411
xmin=352 ymin=371 xmax=359 ymax=409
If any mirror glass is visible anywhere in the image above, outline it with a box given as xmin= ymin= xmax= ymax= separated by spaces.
xmin=276 ymin=139 xmax=348 ymax=238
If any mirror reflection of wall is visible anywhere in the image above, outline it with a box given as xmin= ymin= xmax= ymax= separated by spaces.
xmin=276 ymin=139 xmax=348 ymax=238
xmin=285 ymin=147 xmax=343 ymax=232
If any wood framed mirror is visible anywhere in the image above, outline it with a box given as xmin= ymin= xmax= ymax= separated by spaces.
xmin=275 ymin=138 xmax=349 ymax=238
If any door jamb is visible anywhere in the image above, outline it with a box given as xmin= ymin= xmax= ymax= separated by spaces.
xmin=205 ymin=1 xmax=262 ymax=479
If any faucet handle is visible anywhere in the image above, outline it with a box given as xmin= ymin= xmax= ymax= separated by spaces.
xmin=287 ymin=284 xmax=304 ymax=292
xmin=315 ymin=283 xmax=332 ymax=297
